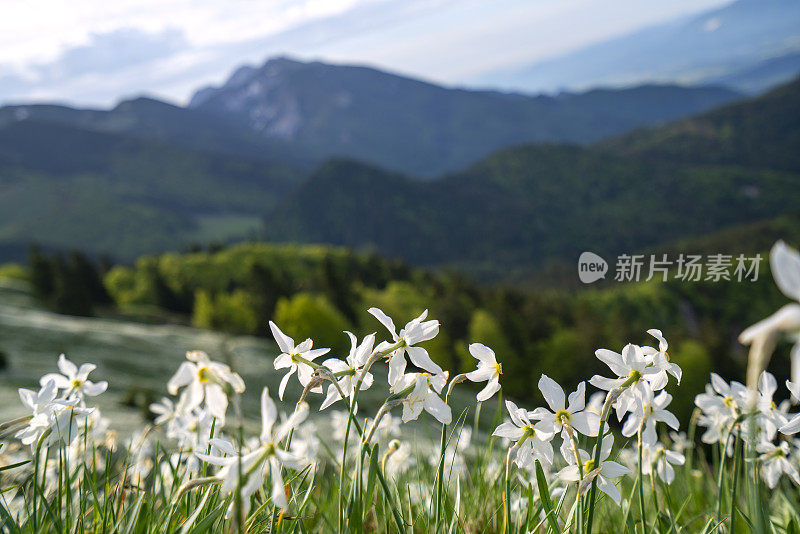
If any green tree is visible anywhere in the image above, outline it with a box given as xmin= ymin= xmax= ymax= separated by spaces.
xmin=318 ymin=252 xmax=357 ymax=324
xmin=28 ymin=244 xmax=54 ymax=300
xmin=273 ymin=293 xmax=351 ymax=354
xmin=69 ymin=251 xmax=111 ymax=305
xmin=50 ymin=254 xmax=94 ymax=316
xmin=192 ymin=289 xmax=258 ymax=335
xmin=245 ymin=262 xmax=285 ymax=335
xmin=667 ymin=339 xmax=712 ymax=423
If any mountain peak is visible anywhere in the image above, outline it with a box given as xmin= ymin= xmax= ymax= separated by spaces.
xmin=189 ymin=55 xmax=310 ymax=108
xmin=185 ymin=57 xmax=741 ymax=176
xmin=112 ymin=96 xmax=181 ymax=112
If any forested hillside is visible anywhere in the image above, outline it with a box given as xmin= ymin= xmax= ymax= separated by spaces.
xmin=266 ymin=79 xmax=800 ymax=277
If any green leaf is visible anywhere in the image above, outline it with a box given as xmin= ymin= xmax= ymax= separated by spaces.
xmin=0 ymin=500 xmax=22 ymax=534
xmin=185 ymin=502 xmax=227 ymax=534
xmin=736 ymin=506 xmax=755 ymax=532
xmin=365 ymin=444 xmax=380 ymax=517
xmin=534 ymin=459 xmax=561 ymax=534
xmin=0 ymin=460 xmax=28 ymax=473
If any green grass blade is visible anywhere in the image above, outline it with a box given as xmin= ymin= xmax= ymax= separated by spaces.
xmin=535 ymin=459 xmax=561 ymax=534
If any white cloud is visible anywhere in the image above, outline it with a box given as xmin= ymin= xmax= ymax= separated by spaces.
xmin=0 ymin=0 xmax=733 ymax=107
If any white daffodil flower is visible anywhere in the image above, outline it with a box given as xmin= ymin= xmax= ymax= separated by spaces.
xmin=149 ymin=397 xmax=184 ymax=437
xmin=529 ymin=375 xmax=599 ymax=438
xmin=622 ymin=385 xmax=680 ymax=446
xmin=643 ymin=329 xmax=682 ymax=385
xmin=771 ymin=240 xmax=800 ymax=303
xmin=15 ymin=380 xmax=58 ymax=447
xmin=40 ymin=354 xmax=107 ymax=399
xmin=644 ymin=442 xmax=685 ymax=484
xmin=694 ymin=374 xmax=747 ymax=447
xmin=368 ymin=307 xmax=442 ymax=387
xmin=464 ymin=343 xmax=502 ymax=401
xmin=756 ymin=371 xmax=789 ymax=441
xmin=173 ymin=407 xmax=220 ymax=476
xmin=756 ymin=441 xmax=800 ymax=489
xmin=17 ymin=397 xmax=94 ymax=448
xmin=395 ymin=372 xmax=452 ymax=425
xmin=167 ymin=350 xmax=245 ymax=420
xmin=669 ymin=431 xmax=692 ymax=454
xmin=558 ymin=433 xmax=630 ymax=505
xmin=590 ymin=343 xmax=668 ymax=420
xmin=696 ymin=373 xmax=747 ymax=417
xmin=49 ymin=399 xmax=95 ymax=446
xmin=197 ymin=388 xmax=309 ymax=514
xmin=696 ymin=411 xmax=733 ymax=450
xmin=740 ymin=304 xmax=800 ymax=372
xmin=781 ymin=412 xmax=800 ymax=435
xmin=739 ymin=242 xmax=800 ymax=385
xmin=586 ymin=391 xmax=605 ymax=416
xmin=493 ymin=400 xmax=555 ymax=468
xmin=270 ymin=321 xmax=330 ymax=400
xmin=19 ymin=379 xmax=58 ymax=418
xmin=319 ymin=332 xmax=375 ymax=411
xmin=787 ymin=351 xmax=800 ymax=403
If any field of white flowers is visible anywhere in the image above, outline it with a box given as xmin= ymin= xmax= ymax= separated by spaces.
xmin=2 ymin=240 xmax=800 ymax=533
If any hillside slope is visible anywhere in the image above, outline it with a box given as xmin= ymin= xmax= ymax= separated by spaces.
xmin=189 ymin=57 xmax=740 ymax=176
xmin=265 ymin=77 xmax=800 ymax=277
xmin=601 ymin=76 xmax=800 ymax=172
xmin=0 ymin=120 xmax=302 ymax=259
xmin=0 ymin=97 xmax=312 ymax=169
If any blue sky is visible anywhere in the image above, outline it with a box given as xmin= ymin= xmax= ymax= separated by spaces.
xmin=0 ymin=0 xmax=732 ymax=107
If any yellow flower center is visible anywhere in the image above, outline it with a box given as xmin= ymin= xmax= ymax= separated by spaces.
xmin=584 ymin=458 xmax=596 ymax=472
xmin=556 ymin=410 xmax=571 ymax=424
xmin=72 ymin=379 xmax=83 ymax=389
xmin=494 ymin=363 xmax=503 ymax=375
xmin=769 ymin=448 xmax=785 ymax=459
xmin=197 ymin=367 xmax=212 ymax=383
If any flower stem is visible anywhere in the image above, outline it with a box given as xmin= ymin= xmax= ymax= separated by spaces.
xmin=729 ymin=423 xmax=742 ymax=534
xmin=434 ymin=387 xmax=453 ymax=533
xmin=586 ymin=379 xmax=634 ymax=534
xmin=504 ymin=448 xmax=513 ymax=534
xmin=337 ymin=340 xmax=406 ymax=531
xmin=563 ymin=422 xmax=583 ymax=534
xmin=233 ymin=395 xmax=244 ymax=534
xmin=637 ymin=429 xmax=646 ymax=533
xmin=716 ymin=430 xmax=730 ymax=520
